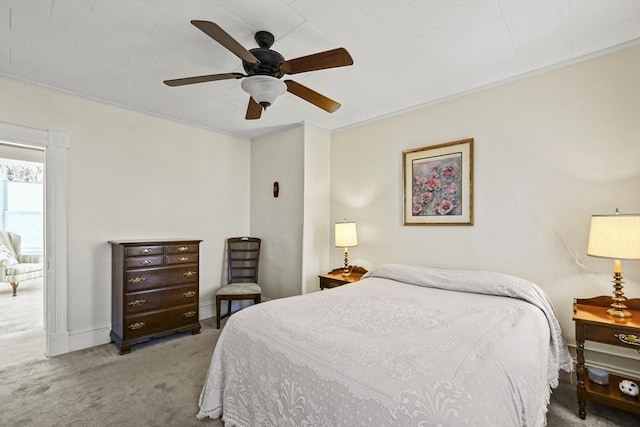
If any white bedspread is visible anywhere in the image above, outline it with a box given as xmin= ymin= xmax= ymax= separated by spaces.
xmin=197 ymin=264 xmax=572 ymax=426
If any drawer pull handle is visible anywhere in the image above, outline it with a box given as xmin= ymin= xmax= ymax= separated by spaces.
xmin=128 ymin=299 xmax=146 ymax=307
xmin=183 ymin=271 xmax=197 ymax=278
xmin=177 ymin=246 xmax=189 ymax=252
xmin=615 ymin=333 xmax=640 ymax=346
xmin=140 ymin=260 xmax=152 ymax=265
xmin=183 ymin=291 xmax=196 ymax=298
xmin=178 ymin=256 xmax=189 ymax=262
xmin=140 ymin=248 xmax=152 ymax=254
xmin=128 ymin=277 xmax=146 ymax=284
xmin=183 ymin=311 xmax=197 ymax=318
xmin=128 ymin=322 xmax=145 ymax=330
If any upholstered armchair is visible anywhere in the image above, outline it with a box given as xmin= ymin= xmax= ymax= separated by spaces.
xmin=0 ymin=231 xmax=44 ymax=296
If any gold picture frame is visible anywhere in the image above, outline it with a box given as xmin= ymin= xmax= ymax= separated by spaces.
xmin=403 ymin=138 xmax=474 ymax=226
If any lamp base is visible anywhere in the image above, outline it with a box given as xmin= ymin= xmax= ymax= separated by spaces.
xmin=341 ymin=247 xmax=351 ymax=276
xmin=341 ymin=265 xmax=353 ymax=277
xmin=607 ymin=271 xmax=632 ymax=318
xmin=607 ymin=307 xmax=632 ymax=318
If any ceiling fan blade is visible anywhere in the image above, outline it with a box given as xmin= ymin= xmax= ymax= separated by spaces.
xmin=246 ymin=97 xmax=263 ymax=120
xmin=191 ymin=20 xmax=259 ymax=65
xmin=285 ymin=80 xmax=341 ymax=113
xmin=164 ymin=73 xmax=244 ymax=87
xmin=280 ymin=48 xmax=353 ymax=75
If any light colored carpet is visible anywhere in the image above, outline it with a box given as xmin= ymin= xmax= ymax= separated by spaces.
xmin=1 ymin=304 xmax=638 ymax=426
xmin=0 ymin=277 xmax=43 ymax=332
xmin=0 ymin=318 xmax=223 ymax=427
xmin=0 ymin=277 xmax=45 ymax=367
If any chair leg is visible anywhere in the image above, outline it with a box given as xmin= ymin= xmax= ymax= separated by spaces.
xmin=216 ymin=296 xmax=221 ymax=329
xmin=10 ymin=282 xmax=19 ymax=297
xmin=227 ymin=300 xmax=231 ymax=316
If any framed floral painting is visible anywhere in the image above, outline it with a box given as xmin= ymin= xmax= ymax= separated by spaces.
xmin=403 ymin=138 xmax=474 ymax=225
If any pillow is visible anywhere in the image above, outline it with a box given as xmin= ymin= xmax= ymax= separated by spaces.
xmin=0 ymin=244 xmax=18 ymax=265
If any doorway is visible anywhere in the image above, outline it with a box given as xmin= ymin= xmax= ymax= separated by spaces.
xmin=0 ymin=121 xmax=69 ymax=358
xmin=0 ymin=148 xmax=45 ymax=366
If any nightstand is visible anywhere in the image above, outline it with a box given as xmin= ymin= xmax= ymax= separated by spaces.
xmin=318 ymin=266 xmax=368 ymax=290
xmin=573 ymin=296 xmax=640 ymax=419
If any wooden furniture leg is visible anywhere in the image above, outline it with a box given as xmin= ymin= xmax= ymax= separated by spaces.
xmin=216 ymin=296 xmax=222 ymax=329
xmin=576 ymin=339 xmax=587 ymax=419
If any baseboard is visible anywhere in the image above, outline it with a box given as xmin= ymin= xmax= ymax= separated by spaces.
xmin=567 ymin=344 xmax=639 ymax=379
xmin=68 ymin=326 xmax=111 ymax=353
xmin=47 ymin=331 xmax=70 ymax=357
xmin=199 ymin=300 xmax=216 ymax=320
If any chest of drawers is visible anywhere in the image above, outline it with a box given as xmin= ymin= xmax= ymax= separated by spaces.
xmin=109 ymin=239 xmax=202 ymax=354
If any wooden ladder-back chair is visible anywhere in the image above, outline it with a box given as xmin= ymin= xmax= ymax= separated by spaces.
xmin=216 ymin=237 xmax=261 ymax=328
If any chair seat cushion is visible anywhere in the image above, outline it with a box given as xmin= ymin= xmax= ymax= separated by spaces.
xmin=216 ymin=282 xmax=261 ymax=296
xmin=6 ymin=263 xmax=43 ymax=275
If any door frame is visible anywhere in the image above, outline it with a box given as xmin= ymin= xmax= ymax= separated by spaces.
xmin=0 ymin=121 xmax=69 ymax=357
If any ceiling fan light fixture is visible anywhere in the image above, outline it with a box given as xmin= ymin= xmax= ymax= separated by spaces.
xmin=166 ymin=22 xmax=354 ymax=119
xmin=241 ymin=75 xmax=286 ymax=108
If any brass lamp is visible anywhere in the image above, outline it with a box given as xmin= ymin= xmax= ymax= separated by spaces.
xmin=335 ymin=221 xmax=358 ymax=276
xmin=587 ymin=210 xmax=640 ymax=318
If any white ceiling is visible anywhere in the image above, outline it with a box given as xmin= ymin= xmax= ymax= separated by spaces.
xmin=1 ymin=0 xmax=639 ymax=139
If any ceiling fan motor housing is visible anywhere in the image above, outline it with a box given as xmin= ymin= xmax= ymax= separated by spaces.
xmin=243 ymin=48 xmax=285 ymax=78
xmin=242 ymin=31 xmax=285 ymax=78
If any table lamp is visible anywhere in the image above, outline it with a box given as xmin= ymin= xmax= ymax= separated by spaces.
xmin=335 ymin=221 xmax=358 ymax=276
xmin=587 ymin=210 xmax=640 ymax=318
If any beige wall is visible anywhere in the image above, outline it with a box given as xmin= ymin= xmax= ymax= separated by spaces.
xmin=250 ymin=126 xmax=305 ymax=300
xmin=0 ymin=77 xmax=250 ymax=349
xmin=331 ymin=45 xmax=640 ymax=371
xmin=302 ymin=125 xmax=330 ymax=294
xmin=250 ymin=123 xmax=330 ymax=299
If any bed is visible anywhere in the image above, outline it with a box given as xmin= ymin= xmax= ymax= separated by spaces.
xmin=197 ymin=264 xmax=573 ymax=426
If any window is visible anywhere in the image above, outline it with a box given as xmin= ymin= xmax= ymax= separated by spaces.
xmin=0 ymin=161 xmax=44 ymax=254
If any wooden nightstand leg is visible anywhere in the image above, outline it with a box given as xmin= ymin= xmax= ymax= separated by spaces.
xmin=576 ymin=340 xmax=587 ymax=419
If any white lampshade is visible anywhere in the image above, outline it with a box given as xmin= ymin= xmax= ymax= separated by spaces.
xmin=335 ymin=222 xmax=358 ymax=247
xmin=240 ymin=75 xmax=286 ymax=107
xmin=587 ymin=214 xmax=640 ymax=260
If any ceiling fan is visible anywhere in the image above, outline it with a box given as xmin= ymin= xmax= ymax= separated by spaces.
xmin=164 ymin=21 xmax=354 ymax=120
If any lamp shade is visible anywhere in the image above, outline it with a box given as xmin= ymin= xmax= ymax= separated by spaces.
xmin=587 ymin=214 xmax=640 ymax=260
xmin=240 ymin=75 xmax=286 ymax=107
xmin=335 ymin=222 xmax=358 ymax=247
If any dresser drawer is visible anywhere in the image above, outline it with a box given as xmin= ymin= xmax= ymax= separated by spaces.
xmin=125 ymin=255 xmax=164 ymax=269
xmin=125 ymin=266 xmax=199 ymax=291
xmin=124 ymin=245 xmax=164 ymax=257
xmin=166 ymin=253 xmax=198 ymax=265
xmin=319 ymin=277 xmax=347 ymax=289
xmin=124 ymin=304 xmax=199 ymax=340
xmin=126 ymin=285 xmax=198 ymax=314
xmin=583 ymin=324 xmax=639 ymax=349
xmin=167 ymin=243 xmax=198 ymax=254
